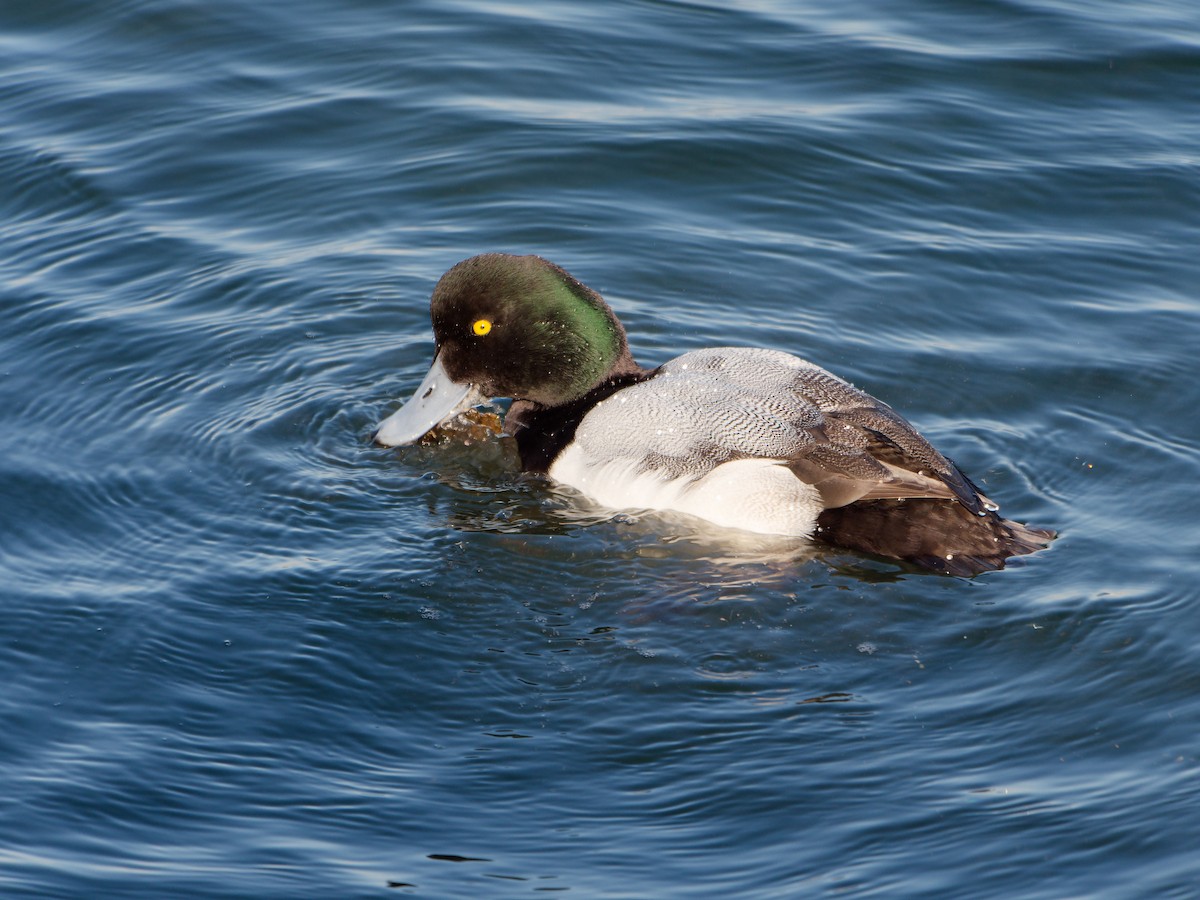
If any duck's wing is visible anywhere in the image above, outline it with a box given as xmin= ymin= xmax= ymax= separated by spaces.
xmin=655 ymin=348 xmax=989 ymax=514
xmin=789 ymin=390 xmax=987 ymax=512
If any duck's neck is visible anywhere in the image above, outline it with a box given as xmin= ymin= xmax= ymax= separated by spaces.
xmin=507 ymin=362 xmax=654 ymax=473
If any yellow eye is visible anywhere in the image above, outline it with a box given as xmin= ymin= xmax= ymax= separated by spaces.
xmin=472 ymin=319 xmax=492 ymax=336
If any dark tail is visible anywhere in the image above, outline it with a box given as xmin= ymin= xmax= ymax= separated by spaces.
xmin=815 ymin=498 xmax=1055 ymax=576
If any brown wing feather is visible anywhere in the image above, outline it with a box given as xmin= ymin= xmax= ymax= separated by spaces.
xmin=785 ymin=383 xmax=986 ymax=514
xmin=782 ymin=368 xmax=1053 ymax=574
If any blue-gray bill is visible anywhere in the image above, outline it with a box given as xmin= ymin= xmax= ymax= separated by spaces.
xmin=373 ymin=353 xmax=482 ymax=446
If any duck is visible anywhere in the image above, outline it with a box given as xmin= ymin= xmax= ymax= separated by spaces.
xmin=373 ymin=253 xmax=1054 ymax=575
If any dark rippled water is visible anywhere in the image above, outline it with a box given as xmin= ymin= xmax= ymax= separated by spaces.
xmin=3 ymin=1 xmax=1199 ymax=896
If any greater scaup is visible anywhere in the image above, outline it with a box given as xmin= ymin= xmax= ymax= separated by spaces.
xmin=373 ymin=253 xmax=1054 ymax=575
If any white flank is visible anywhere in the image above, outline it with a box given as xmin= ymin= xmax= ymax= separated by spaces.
xmin=549 ymin=448 xmax=822 ymax=537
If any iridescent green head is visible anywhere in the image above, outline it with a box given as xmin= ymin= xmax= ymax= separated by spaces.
xmin=431 ymin=253 xmax=637 ymax=406
xmin=373 ymin=253 xmax=641 ymax=446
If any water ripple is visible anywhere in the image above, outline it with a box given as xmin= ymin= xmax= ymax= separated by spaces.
xmin=3 ymin=0 xmax=1200 ymax=895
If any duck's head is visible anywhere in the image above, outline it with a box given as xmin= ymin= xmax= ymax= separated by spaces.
xmin=373 ymin=253 xmax=640 ymax=446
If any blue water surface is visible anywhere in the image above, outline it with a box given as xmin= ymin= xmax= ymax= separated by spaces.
xmin=2 ymin=0 xmax=1199 ymax=896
